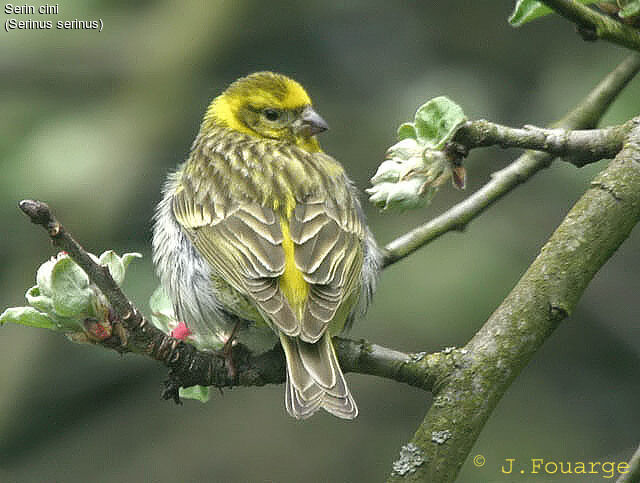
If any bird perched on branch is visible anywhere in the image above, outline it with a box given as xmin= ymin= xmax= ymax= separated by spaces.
xmin=153 ymin=72 xmax=380 ymax=419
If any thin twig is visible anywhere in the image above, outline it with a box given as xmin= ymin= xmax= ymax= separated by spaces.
xmin=382 ymin=53 xmax=640 ymax=268
xmin=453 ymin=119 xmax=631 ymax=166
xmin=18 ymin=200 xmax=223 ymax=402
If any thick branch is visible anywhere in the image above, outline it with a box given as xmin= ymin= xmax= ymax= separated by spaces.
xmin=617 ymin=443 xmax=640 ymax=483
xmin=19 ymin=198 xmax=443 ymax=395
xmin=382 ymin=53 xmax=640 ymax=268
xmin=453 ymin=119 xmax=630 ymax=166
xmin=389 ymin=119 xmax=640 ymax=482
xmin=335 ymin=338 xmax=448 ymax=391
xmin=538 ymin=0 xmax=640 ymax=52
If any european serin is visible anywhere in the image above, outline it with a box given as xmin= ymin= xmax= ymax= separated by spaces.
xmin=152 ymin=71 xmax=380 ymax=419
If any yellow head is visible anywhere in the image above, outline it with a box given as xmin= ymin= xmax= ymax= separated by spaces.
xmin=203 ymin=72 xmax=328 ymax=152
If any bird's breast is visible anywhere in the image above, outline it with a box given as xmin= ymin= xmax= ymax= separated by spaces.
xmin=188 ymin=128 xmax=342 ymax=220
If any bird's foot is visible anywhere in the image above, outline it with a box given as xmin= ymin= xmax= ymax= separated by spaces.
xmin=221 ymin=319 xmax=242 ymax=380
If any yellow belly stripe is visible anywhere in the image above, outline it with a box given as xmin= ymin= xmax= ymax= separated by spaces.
xmin=279 ymin=218 xmax=308 ymax=320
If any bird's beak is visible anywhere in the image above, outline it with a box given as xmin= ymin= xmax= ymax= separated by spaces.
xmin=297 ymin=106 xmax=329 ymax=137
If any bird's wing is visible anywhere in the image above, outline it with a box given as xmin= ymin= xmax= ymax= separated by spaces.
xmin=172 ymin=187 xmax=306 ymax=336
xmin=289 ymin=193 xmax=364 ymax=342
xmin=172 ymin=149 xmax=365 ymax=340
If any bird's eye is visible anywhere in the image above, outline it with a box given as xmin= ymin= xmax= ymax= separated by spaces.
xmin=263 ymin=108 xmax=280 ymax=121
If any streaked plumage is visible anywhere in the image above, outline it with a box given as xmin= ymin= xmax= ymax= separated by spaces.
xmin=153 ymin=72 xmax=380 ymax=419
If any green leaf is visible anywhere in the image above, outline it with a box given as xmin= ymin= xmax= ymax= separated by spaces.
xmin=50 ymin=257 xmax=92 ymax=317
xmin=99 ymin=250 xmax=125 ymax=286
xmin=121 ymin=252 xmax=142 ymax=270
xmin=149 ymin=285 xmax=176 ymax=334
xmin=367 ymin=177 xmax=434 ymax=212
xmin=620 ymin=0 xmax=640 ymax=18
xmin=150 ymin=312 xmax=174 ymax=335
xmin=509 ymin=0 xmax=552 ymax=25
xmin=414 ymin=96 xmax=466 ymax=149
xmin=98 ymin=251 xmax=142 ymax=286
xmin=36 ymin=257 xmax=57 ymax=297
xmin=509 ymin=0 xmax=600 ymax=27
xmin=25 ymin=285 xmax=55 ymax=314
xmin=150 ymin=285 xmax=173 ymax=315
xmin=0 ymin=307 xmax=57 ymax=330
xmin=179 ymin=385 xmax=211 ymax=403
xmin=370 ymin=160 xmax=403 ymax=184
xmin=397 ymin=122 xmax=417 ymax=140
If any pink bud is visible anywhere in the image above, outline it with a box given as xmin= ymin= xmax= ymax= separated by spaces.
xmin=83 ymin=318 xmax=112 ymax=341
xmin=171 ymin=322 xmax=192 ymax=340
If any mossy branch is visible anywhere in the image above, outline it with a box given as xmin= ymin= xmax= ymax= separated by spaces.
xmin=387 ymin=106 xmax=640 ymax=482
xmin=537 ymin=0 xmax=640 ymax=51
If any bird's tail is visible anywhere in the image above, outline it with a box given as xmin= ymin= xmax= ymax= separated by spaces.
xmin=279 ymin=332 xmax=357 ymax=419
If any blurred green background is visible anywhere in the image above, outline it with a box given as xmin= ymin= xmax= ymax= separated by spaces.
xmin=1 ymin=1 xmax=638 ymax=482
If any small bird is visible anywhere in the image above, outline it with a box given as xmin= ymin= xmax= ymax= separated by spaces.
xmin=153 ymin=72 xmax=380 ymax=419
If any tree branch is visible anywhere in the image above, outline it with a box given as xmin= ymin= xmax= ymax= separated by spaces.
xmin=18 ymin=200 xmax=225 ymax=400
xmin=453 ymin=119 xmax=631 ymax=166
xmin=382 ymin=53 xmax=640 ymax=268
xmin=387 ymin=117 xmax=640 ymax=481
xmin=18 ymin=197 xmax=443 ymax=396
xmin=336 ymin=338 xmax=446 ymax=391
xmin=538 ymin=0 xmax=640 ymax=51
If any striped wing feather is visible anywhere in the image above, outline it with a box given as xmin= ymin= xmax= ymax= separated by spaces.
xmin=171 ymin=143 xmax=364 ymax=345
xmin=290 ymin=199 xmax=363 ymax=342
xmin=173 ymin=193 xmax=300 ymax=335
